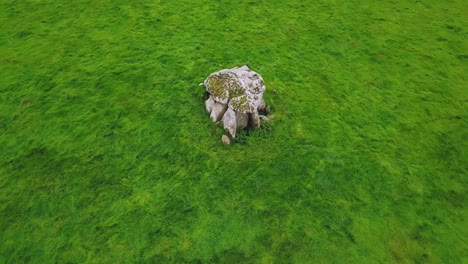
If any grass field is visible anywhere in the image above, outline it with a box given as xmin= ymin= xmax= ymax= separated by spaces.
xmin=0 ymin=0 xmax=466 ymax=263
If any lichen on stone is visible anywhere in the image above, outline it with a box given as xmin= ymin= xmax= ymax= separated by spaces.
xmin=205 ymin=72 xmax=244 ymax=104
xmin=229 ymin=95 xmax=254 ymax=113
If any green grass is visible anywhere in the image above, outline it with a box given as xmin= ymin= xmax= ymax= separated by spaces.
xmin=1 ymin=0 xmax=466 ymax=263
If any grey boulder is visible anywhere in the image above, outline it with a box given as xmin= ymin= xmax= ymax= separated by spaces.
xmin=201 ymin=65 xmax=270 ymax=140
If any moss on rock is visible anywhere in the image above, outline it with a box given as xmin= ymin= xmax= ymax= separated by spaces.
xmin=205 ymin=73 xmax=243 ymax=104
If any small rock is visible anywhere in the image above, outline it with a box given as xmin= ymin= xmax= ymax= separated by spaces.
xmin=273 ymin=89 xmax=278 ymax=94
xmin=251 ymin=109 xmax=261 ymax=128
xmin=221 ymin=135 xmax=231 ymax=145
xmin=265 ymin=105 xmax=271 ymax=114
xmin=258 ymin=98 xmax=266 ymax=111
xmin=259 ymin=115 xmax=269 ymax=121
xmin=267 ymin=114 xmax=275 ymax=120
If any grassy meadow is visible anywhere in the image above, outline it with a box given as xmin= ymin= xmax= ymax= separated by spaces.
xmin=0 ymin=0 xmax=466 ymax=262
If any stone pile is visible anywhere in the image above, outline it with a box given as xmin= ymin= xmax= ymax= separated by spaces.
xmin=200 ymin=65 xmax=271 ymax=144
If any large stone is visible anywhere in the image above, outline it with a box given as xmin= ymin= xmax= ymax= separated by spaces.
xmin=210 ymin=102 xmax=228 ymax=122
xmin=203 ymin=65 xmax=266 ymax=113
xmin=223 ymin=107 xmax=237 ymax=138
xmin=220 ymin=109 xmax=249 ymax=139
xmin=201 ymin=65 xmax=270 ymax=142
xmin=236 ymin=112 xmax=248 ymax=130
xmin=205 ymin=96 xmax=215 ymax=113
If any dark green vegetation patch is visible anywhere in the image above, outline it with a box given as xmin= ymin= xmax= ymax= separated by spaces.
xmin=0 ymin=0 xmax=466 ymax=263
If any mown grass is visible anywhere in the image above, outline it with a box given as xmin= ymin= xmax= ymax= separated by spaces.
xmin=0 ymin=0 xmax=466 ymax=263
